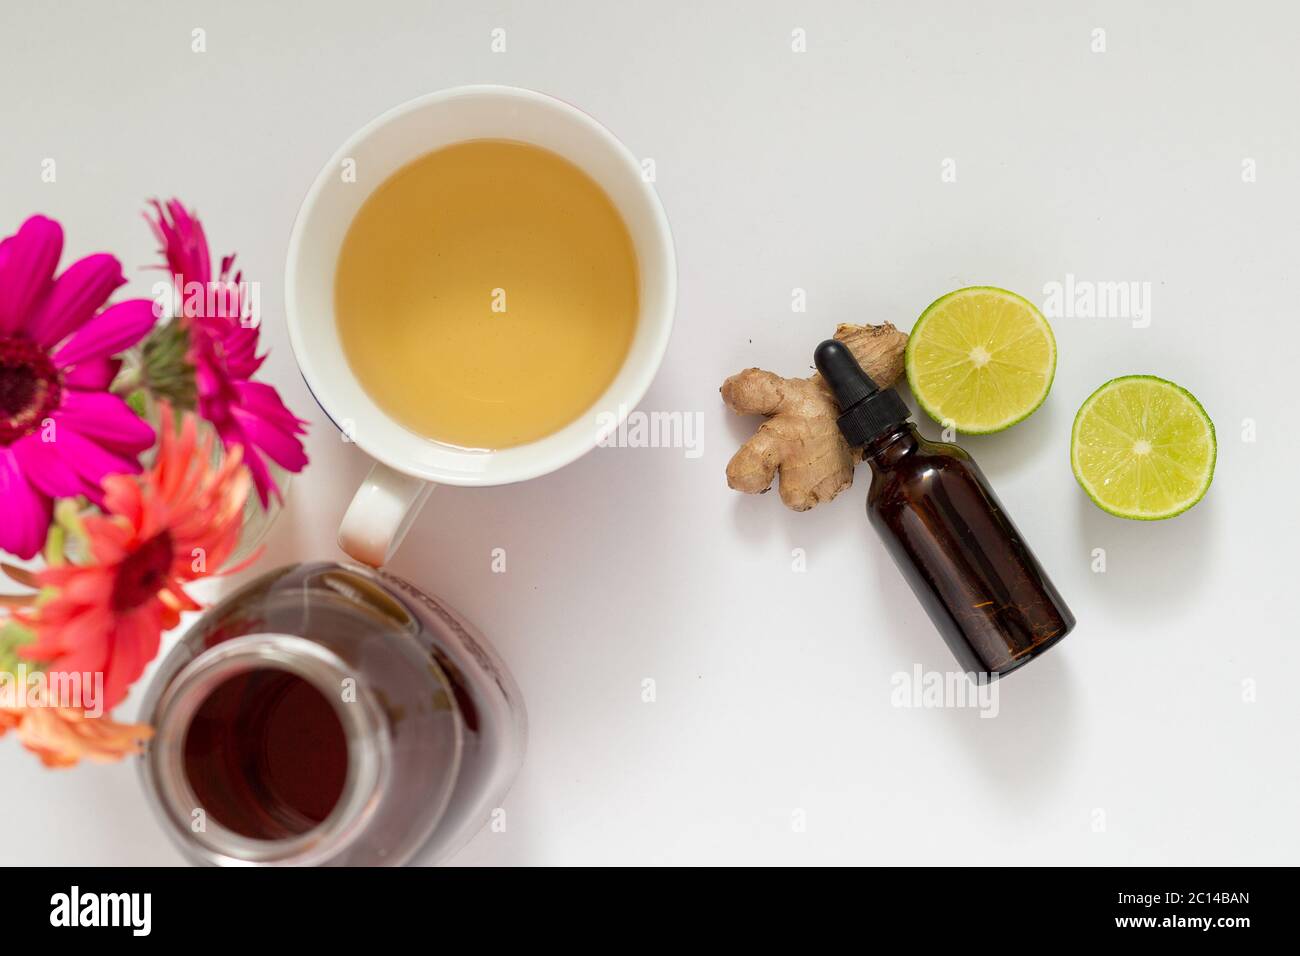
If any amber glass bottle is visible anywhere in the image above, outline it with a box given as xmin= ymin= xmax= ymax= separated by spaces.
xmin=815 ymin=341 xmax=1074 ymax=677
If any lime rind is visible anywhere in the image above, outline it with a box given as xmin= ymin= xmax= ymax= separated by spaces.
xmin=1070 ymin=374 xmax=1216 ymax=520
xmin=905 ymin=286 xmax=1058 ymax=434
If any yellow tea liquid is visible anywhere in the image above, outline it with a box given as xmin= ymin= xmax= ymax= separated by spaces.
xmin=335 ymin=139 xmax=638 ymax=449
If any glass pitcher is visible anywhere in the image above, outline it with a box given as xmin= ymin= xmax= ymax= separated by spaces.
xmin=137 ymin=562 xmax=526 ymax=866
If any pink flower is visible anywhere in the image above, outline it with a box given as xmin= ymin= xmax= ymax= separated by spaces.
xmin=147 ymin=199 xmax=308 ymax=507
xmin=0 ymin=215 xmax=157 ymax=559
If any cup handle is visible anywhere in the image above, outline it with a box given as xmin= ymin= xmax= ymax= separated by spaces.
xmin=338 ymin=463 xmax=435 ymax=567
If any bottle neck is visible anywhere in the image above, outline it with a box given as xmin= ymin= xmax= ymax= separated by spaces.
xmin=861 ymin=421 xmax=919 ymax=470
xmin=144 ymin=633 xmax=391 ymax=866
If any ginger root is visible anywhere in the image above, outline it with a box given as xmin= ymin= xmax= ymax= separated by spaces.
xmin=720 ymin=323 xmax=908 ymax=511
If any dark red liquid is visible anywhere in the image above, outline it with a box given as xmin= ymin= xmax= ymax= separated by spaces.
xmin=182 ymin=668 xmax=349 ymax=840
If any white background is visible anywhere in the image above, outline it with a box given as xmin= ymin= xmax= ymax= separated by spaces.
xmin=1 ymin=0 xmax=1297 ymax=865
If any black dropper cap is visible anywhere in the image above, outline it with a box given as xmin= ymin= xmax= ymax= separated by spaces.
xmin=814 ymin=339 xmax=911 ymax=447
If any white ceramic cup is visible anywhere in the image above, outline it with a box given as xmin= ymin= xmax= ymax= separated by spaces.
xmin=286 ymin=86 xmax=676 ymax=566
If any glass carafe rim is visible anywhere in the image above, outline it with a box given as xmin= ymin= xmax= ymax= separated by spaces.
xmin=139 ymin=632 xmax=408 ymax=866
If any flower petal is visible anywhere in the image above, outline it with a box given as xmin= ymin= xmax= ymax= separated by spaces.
xmin=198 ymin=318 xmax=263 ymax=378
xmin=10 ymin=433 xmax=99 ymax=500
xmin=13 ymin=424 xmax=143 ymax=502
xmin=0 ymin=215 xmax=63 ymax=335
xmin=56 ymin=390 xmax=155 ymax=455
xmin=81 ymin=510 xmax=135 ymax=563
xmin=237 ymin=440 xmax=279 ymax=508
xmin=52 ymin=566 xmax=115 ymax=608
xmin=233 ymin=380 xmax=308 ymax=432
xmin=20 ymin=604 xmax=112 ymax=675
xmin=52 ymin=298 xmax=159 ymax=367
xmin=0 ymin=447 xmax=53 ymax=559
xmin=61 ymin=356 xmax=120 ymax=390
xmin=231 ymin=401 xmax=309 ymax=472
xmin=11 ymin=706 xmax=151 ymax=767
xmin=102 ymin=606 xmax=164 ymax=710
xmin=26 ymin=253 xmax=127 ymax=348
xmin=147 ymin=198 xmax=211 ymax=287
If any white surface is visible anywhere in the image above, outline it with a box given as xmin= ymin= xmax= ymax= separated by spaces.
xmin=1 ymin=0 xmax=1297 ymax=866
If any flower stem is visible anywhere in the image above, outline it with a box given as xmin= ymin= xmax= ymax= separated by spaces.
xmin=110 ymin=365 xmax=141 ymax=396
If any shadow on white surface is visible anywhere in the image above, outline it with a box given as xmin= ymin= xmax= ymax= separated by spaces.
xmin=944 ymin=652 xmax=1077 ymax=800
xmin=1071 ymin=488 xmax=1218 ymax=623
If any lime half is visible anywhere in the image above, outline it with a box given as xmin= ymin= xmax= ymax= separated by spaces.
xmin=1071 ymin=375 xmax=1216 ymax=520
xmin=905 ymin=286 xmax=1057 ymax=433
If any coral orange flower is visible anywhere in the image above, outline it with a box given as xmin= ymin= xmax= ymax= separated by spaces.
xmin=18 ymin=403 xmax=251 ymax=710
xmin=0 ymin=701 xmax=152 ymax=768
